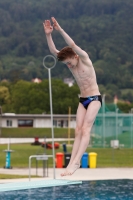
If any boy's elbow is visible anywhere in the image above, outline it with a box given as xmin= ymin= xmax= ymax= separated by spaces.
xmin=50 ymin=50 xmax=58 ymax=57
xmin=50 ymin=49 xmax=55 ymax=54
xmin=70 ymin=42 xmax=76 ymax=48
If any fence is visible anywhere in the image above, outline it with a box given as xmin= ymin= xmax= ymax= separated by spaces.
xmin=91 ymin=104 xmax=133 ymax=148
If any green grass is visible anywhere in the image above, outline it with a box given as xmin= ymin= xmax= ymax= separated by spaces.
xmin=1 ymin=128 xmax=133 ymax=168
xmin=0 ymin=143 xmax=133 ymax=168
xmin=90 ymin=148 xmax=133 ymax=167
xmin=1 ymin=128 xmax=75 ymax=138
xmin=91 ymin=131 xmax=132 ymax=148
xmin=0 ymin=174 xmax=39 ymax=179
xmin=103 ymin=132 xmax=132 ymax=148
xmin=0 ymin=143 xmax=66 ymax=168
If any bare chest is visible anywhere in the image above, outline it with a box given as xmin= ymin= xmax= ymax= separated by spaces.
xmin=70 ymin=62 xmax=95 ymax=82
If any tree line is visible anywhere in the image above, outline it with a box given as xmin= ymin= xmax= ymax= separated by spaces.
xmin=0 ymin=80 xmax=133 ymax=114
xmin=0 ymin=80 xmax=79 ymax=114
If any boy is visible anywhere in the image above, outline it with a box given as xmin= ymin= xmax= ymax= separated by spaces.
xmin=43 ymin=17 xmax=102 ymax=176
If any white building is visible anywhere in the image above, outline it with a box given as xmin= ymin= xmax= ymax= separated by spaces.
xmin=1 ymin=113 xmax=76 ymax=128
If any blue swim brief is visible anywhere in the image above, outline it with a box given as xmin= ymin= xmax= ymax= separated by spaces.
xmin=79 ymin=95 xmax=102 ymax=109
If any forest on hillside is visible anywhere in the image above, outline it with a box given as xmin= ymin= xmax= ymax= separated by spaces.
xmin=0 ymin=0 xmax=133 ymax=103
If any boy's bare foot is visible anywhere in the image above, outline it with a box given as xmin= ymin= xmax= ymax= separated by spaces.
xmin=60 ymin=164 xmax=71 ymax=176
xmin=61 ymin=163 xmax=80 ymax=176
xmin=60 ymin=169 xmax=68 ymax=176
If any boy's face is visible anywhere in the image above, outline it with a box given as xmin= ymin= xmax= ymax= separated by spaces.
xmin=63 ymin=55 xmax=79 ymax=68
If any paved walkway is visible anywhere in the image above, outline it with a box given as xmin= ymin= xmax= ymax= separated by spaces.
xmin=0 ymin=168 xmax=133 ymax=184
xmin=0 ymin=138 xmax=74 ymax=144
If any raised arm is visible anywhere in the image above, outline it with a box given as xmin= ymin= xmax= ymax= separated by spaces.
xmin=51 ymin=17 xmax=88 ymax=58
xmin=43 ymin=20 xmax=59 ymax=57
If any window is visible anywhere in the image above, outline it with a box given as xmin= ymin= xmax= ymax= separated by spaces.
xmin=53 ymin=120 xmax=57 ymax=127
xmin=18 ymin=119 xmax=33 ymax=127
xmin=7 ymin=120 xmax=12 ymax=127
xmin=53 ymin=120 xmax=68 ymax=128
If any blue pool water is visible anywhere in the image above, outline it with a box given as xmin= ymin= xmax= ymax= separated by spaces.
xmin=0 ymin=179 xmax=133 ymax=200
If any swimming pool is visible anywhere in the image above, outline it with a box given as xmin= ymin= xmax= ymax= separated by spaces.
xmin=0 ymin=179 xmax=133 ymax=200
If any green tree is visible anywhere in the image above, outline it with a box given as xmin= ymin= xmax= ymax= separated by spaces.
xmin=11 ymin=80 xmax=31 ymax=113
xmin=0 ymin=86 xmax=10 ymax=105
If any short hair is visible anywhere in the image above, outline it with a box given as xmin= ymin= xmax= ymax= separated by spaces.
xmin=57 ymin=46 xmax=76 ymax=61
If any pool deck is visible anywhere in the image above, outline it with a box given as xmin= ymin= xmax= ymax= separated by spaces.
xmin=0 ymin=168 xmax=133 ymax=184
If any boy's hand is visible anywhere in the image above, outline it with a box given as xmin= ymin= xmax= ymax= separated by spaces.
xmin=51 ymin=17 xmax=62 ymax=31
xmin=43 ymin=20 xmax=53 ymax=35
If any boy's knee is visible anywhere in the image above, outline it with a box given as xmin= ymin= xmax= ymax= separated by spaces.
xmin=75 ymin=126 xmax=82 ymax=137
xmin=81 ymin=125 xmax=91 ymax=136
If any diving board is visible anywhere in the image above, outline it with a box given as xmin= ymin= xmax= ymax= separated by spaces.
xmin=0 ymin=179 xmax=82 ymax=192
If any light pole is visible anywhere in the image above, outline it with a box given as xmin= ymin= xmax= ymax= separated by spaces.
xmin=43 ymin=55 xmax=56 ymax=179
xmin=102 ymin=94 xmax=106 ymax=148
xmin=131 ymin=108 xmax=133 ymax=149
xmin=67 ymin=106 xmax=71 ymax=145
xmin=115 ymin=108 xmax=119 ymax=140
xmin=0 ymin=106 xmax=2 ymax=139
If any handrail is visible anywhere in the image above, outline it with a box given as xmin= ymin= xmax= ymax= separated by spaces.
xmin=29 ymin=155 xmax=54 ymax=181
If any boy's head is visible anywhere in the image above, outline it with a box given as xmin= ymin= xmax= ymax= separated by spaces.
xmin=57 ymin=46 xmax=79 ymax=68
xmin=57 ymin=46 xmax=76 ymax=61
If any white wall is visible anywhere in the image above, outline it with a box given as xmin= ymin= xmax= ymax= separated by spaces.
xmin=2 ymin=118 xmax=18 ymax=128
xmin=1 ymin=115 xmax=76 ymax=128
xmin=34 ymin=119 xmax=51 ymax=128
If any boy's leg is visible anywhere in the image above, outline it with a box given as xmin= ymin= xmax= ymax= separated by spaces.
xmin=61 ymin=103 xmax=86 ymax=176
xmin=66 ymin=101 xmax=101 ymax=175
xmin=67 ymin=103 xmax=86 ymax=165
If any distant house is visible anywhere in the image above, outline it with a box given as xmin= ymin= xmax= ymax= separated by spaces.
xmin=32 ymin=78 xmax=42 ymax=83
xmin=1 ymin=79 xmax=8 ymax=82
xmin=64 ymin=78 xmax=75 ymax=87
